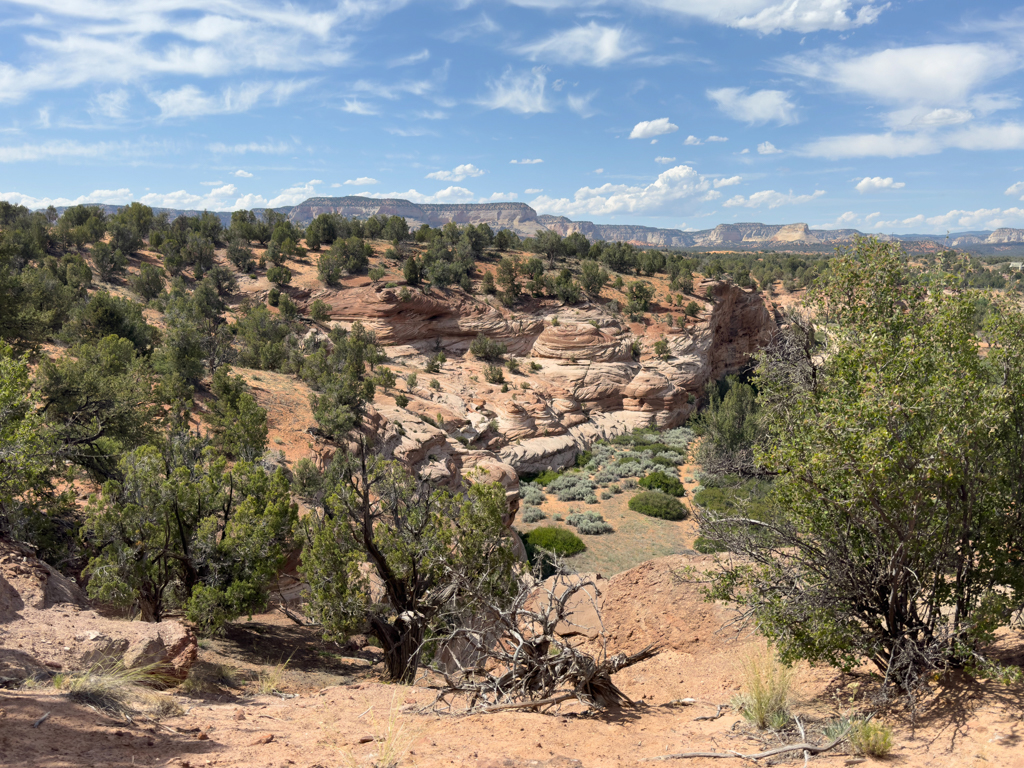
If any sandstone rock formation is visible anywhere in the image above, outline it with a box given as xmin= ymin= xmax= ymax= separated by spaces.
xmin=306 ymin=279 xmax=777 ymax=492
xmin=0 ymin=539 xmax=197 ymax=682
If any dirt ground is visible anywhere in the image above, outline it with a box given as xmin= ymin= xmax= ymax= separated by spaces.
xmin=3 ymin=558 xmax=1023 ymax=768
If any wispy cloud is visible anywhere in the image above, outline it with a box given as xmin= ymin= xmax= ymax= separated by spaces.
xmin=568 ymin=92 xmax=598 ymax=118
xmin=207 ymin=141 xmax=293 ymax=154
xmin=0 ymin=188 xmax=133 ymax=208
xmin=344 ymin=177 xmax=379 ymax=185
xmin=389 ymin=49 xmax=429 ymax=67
xmin=758 ymin=141 xmax=783 ymax=154
xmin=478 ymin=67 xmax=551 ymax=114
xmin=511 ymin=158 xmax=543 ymax=164
xmin=342 ymin=98 xmax=379 ymax=115
xmin=516 ymin=23 xmax=643 ymax=67
xmin=655 ymin=156 xmax=676 ymax=164
xmin=149 ymin=80 xmax=312 ymax=119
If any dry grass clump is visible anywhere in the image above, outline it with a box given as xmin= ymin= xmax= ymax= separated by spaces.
xmin=341 ymin=692 xmax=419 ymax=768
xmin=57 ymin=661 xmax=180 ymax=718
xmin=850 ymin=719 xmax=895 ymax=757
xmin=732 ymin=648 xmax=795 ymax=730
xmin=178 ymin=662 xmax=240 ymax=696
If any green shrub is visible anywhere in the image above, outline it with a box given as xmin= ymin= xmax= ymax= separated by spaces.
xmin=484 ymin=364 xmax=505 ymax=384
xmin=567 ymin=511 xmax=613 ymax=535
xmin=576 ymin=450 xmax=593 ymax=468
xmin=850 ymin=720 xmax=894 ymax=757
xmin=267 ymin=288 xmax=280 ymax=306
xmin=524 ymin=526 xmax=585 ymax=557
xmin=639 ymin=471 xmax=687 ymax=496
xmin=628 ymin=490 xmax=688 ymax=520
xmin=393 ymin=393 xmax=409 ymax=407
xmin=470 ymin=333 xmax=507 ymax=361
xmin=694 ymin=535 xmax=729 ymax=554
xmin=428 ymin=378 xmax=440 ymax=390
xmin=309 ymin=299 xmax=330 ymax=323
xmin=521 ymin=469 xmax=562 ymax=486
xmin=266 ymin=265 xmax=292 ymax=286
xmin=505 ymin=357 xmax=520 ymax=374
xmin=521 ymin=506 xmax=545 ymax=523
xmin=530 ymin=361 xmax=542 ymax=371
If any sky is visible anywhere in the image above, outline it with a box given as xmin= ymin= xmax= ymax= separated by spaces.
xmin=2 ymin=1 xmax=1024 ymax=234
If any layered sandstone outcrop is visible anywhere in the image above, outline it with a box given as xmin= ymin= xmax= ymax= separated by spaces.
xmin=307 ymin=279 xmax=777 ymax=485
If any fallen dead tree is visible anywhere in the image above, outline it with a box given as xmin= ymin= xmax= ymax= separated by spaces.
xmin=643 ymin=735 xmax=844 ymax=762
xmin=431 ymin=561 xmax=658 ymax=714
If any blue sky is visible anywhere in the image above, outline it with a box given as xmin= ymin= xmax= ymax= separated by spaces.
xmin=2 ymin=1 xmax=1024 ymax=234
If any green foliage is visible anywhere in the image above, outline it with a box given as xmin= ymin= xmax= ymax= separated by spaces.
xmin=483 ymin=364 xmax=504 ymax=384
xmin=505 ymin=357 xmax=520 ymax=374
xmin=732 ymin=650 xmax=794 ymax=730
xmin=369 ymin=265 xmax=386 ymax=283
xmin=202 ymin=367 xmax=269 ymax=461
xmin=62 ymin=291 xmax=156 ymax=353
xmin=299 ymin=457 xmax=520 ymax=682
xmin=131 ymin=263 xmax=165 ymax=301
xmin=625 ymin=280 xmax=655 ymax=320
xmin=266 ymin=265 xmax=292 ymax=286
xmin=628 ymin=490 xmax=688 ymax=520
xmin=638 ymin=470 xmax=686 ymax=496
xmin=685 ymin=300 xmax=700 ymax=317
xmin=575 ymin=450 xmax=592 ymax=468
xmin=424 ymin=350 xmax=446 ymax=373
xmin=0 ymin=341 xmax=77 ymax=564
xmin=309 ymin=299 xmax=330 ymax=324
xmin=402 ymin=255 xmax=420 ymax=286
xmin=38 ymin=336 xmax=160 ymax=480
xmin=520 ymin=506 xmax=545 ymax=523
xmin=579 ymin=260 xmax=609 ymax=294
xmin=702 ymin=239 xmax=1024 ymax=694
xmin=849 ymin=721 xmax=894 ymax=757
xmin=235 ymin=304 xmax=294 ymax=371
xmin=692 ymin=376 xmax=762 ymax=478
xmin=227 ymin=238 xmax=256 ymax=273
xmin=481 ymin=270 xmax=496 ymax=294
xmin=653 ymin=338 xmax=670 ymax=360
xmin=523 ymin=526 xmax=585 ymax=558
xmin=302 ymin=321 xmax=385 ymax=440
xmin=90 ymin=242 xmax=128 ymax=282
xmin=470 ymin=333 xmax=506 ymax=361
xmin=83 ymin=443 xmax=297 ymax=631
xmin=393 ymin=392 xmax=409 ymax=407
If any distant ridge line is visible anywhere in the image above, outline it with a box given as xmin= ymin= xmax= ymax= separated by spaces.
xmin=38 ymin=196 xmax=1024 ymax=254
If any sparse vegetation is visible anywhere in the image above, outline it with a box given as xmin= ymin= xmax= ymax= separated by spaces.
xmin=732 ymin=649 xmax=794 ymax=730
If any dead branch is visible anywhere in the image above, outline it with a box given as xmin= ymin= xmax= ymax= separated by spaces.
xmin=642 ymin=735 xmax=845 ymax=762
xmin=694 ymin=704 xmax=728 ymax=721
xmin=430 ymin=559 xmax=659 ymax=714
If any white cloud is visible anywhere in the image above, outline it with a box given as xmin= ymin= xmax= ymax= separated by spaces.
xmin=758 ymin=141 xmax=782 ymax=155
xmin=479 ymin=192 xmax=519 ymax=202
xmin=506 ymin=0 xmax=887 ymax=35
xmin=655 ymin=156 xmax=677 ymax=164
xmin=389 ymin=49 xmax=429 ymax=68
xmin=516 ymin=22 xmax=642 ymax=67
xmin=707 ymin=88 xmax=797 ymax=125
xmin=149 ymin=80 xmax=311 ymax=119
xmin=740 ymin=148 xmax=750 ymax=154
xmin=594 ymin=168 xmax=604 ymax=174
xmin=231 ymin=179 xmax=323 ymax=209
xmin=778 ymin=44 xmax=1020 ymax=109
xmin=525 ymin=188 xmax=543 ymax=194
xmin=568 ymin=92 xmax=598 ymax=118
xmin=0 ymin=1 xmax=399 ymax=104
xmin=478 ymin=67 xmax=551 ymax=114
xmin=416 ymin=110 xmax=448 ymax=120
xmin=530 ymin=164 xmax=718 ymax=217
xmin=200 ymin=180 xmax=223 ymax=186
xmin=707 ymin=135 xmax=729 ymax=142
xmin=802 ymin=121 xmax=1024 ymax=158
xmin=344 ymin=177 xmax=379 ymax=186
xmin=723 ymin=189 xmax=826 ymax=209
xmin=714 ymin=175 xmax=742 ymax=188
xmin=92 ymin=89 xmax=130 ymax=119
xmin=342 ymin=98 xmax=378 ymax=115
xmin=1005 ymin=181 xmax=1024 ymax=199
xmin=426 ymin=163 xmax=485 ymax=182
xmin=366 ymin=186 xmax=476 ymax=204
xmin=208 ymin=141 xmax=293 ymax=154
xmin=139 ymin=184 xmax=238 ymax=210
xmin=386 ymin=127 xmax=436 ymax=137
xmin=233 ymin=170 xmax=253 ymax=178
xmin=511 ymin=158 xmax=543 ymax=164
xmin=683 ymin=135 xmax=702 ymax=146
xmin=0 ymin=139 xmax=154 ymax=163
xmin=0 ymin=188 xmax=133 ymax=208
xmin=629 ymin=117 xmax=678 ymax=140
xmin=352 ymin=77 xmax=435 ymax=101
xmin=855 ymin=176 xmax=905 ymax=193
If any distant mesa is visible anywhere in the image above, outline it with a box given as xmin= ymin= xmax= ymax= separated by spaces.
xmin=42 ymin=195 xmax=1024 ymax=254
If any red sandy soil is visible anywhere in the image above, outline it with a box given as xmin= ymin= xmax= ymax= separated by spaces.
xmin=4 ymin=556 xmax=1023 ymax=768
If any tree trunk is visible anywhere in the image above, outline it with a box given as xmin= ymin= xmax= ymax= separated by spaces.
xmin=370 ymin=612 xmax=426 ymax=684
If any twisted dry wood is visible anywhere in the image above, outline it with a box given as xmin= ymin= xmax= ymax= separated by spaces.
xmin=643 ymin=735 xmax=844 ymax=761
